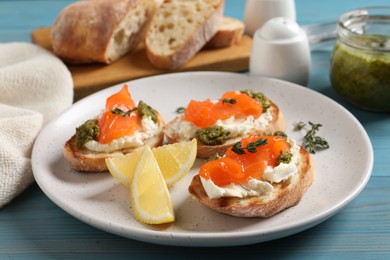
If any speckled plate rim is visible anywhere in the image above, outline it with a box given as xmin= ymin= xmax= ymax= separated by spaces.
xmin=32 ymin=72 xmax=373 ymax=247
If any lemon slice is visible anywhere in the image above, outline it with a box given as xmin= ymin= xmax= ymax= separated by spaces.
xmin=105 ymin=150 xmax=143 ymax=188
xmin=152 ymin=138 xmax=197 ymax=187
xmin=130 ymin=146 xmax=174 ymax=224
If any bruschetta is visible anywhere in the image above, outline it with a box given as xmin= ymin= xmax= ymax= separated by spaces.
xmin=188 ymin=133 xmax=314 ymax=217
xmin=64 ymin=84 xmax=164 ymax=172
xmin=163 ymin=89 xmax=286 ymax=159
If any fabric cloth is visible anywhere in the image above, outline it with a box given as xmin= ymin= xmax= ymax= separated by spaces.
xmin=0 ymin=42 xmax=73 ymax=208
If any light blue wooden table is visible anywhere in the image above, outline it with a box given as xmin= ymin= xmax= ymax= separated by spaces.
xmin=1 ymin=0 xmax=389 ymax=258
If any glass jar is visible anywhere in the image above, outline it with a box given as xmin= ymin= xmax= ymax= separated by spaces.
xmin=330 ymin=7 xmax=390 ymax=112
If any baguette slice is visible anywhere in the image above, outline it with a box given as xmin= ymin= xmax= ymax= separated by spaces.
xmin=64 ymin=114 xmax=164 ymax=172
xmin=188 ymin=146 xmax=314 ymax=218
xmin=145 ymin=0 xmax=225 ymax=70
xmin=163 ymin=99 xmax=286 ymax=159
xmin=64 ymin=130 xmax=164 ymax=172
xmin=205 ymin=16 xmax=244 ymax=49
xmin=51 ymin=0 xmax=161 ymax=64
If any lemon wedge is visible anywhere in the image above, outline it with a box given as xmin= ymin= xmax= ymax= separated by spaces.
xmin=106 ymin=139 xmax=197 ymax=188
xmin=130 ymin=146 xmax=174 ymax=224
xmin=105 ymin=150 xmax=143 ymax=188
xmin=152 ymin=138 xmax=197 ymax=187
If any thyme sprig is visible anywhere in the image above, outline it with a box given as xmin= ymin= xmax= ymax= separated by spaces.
xmin=294 ymin=121 xmax=329 ymax=154
xmin=232 ymin=138 xmax=267 ymax=155
xmin=111 ymin=107 xmax=137 ymax=117
xmin=176 ymin=107 xmax=185 ymax=114
xmin=220 ymin=98 xmax=237 ymax=106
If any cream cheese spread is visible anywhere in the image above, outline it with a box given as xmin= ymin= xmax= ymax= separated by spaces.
xmin=171 ymin=108 xmax=273 ymax=140
xmin=85 ymin=116 xmax=162 ymax=153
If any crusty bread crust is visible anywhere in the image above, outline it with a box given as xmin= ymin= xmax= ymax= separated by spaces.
xmin=145 ymin=0 xmax=225 ymax=70
xmin=64 ymin=112 xmax=165 ymax=172
xmin=51 ymin=0 xmax=159 ymax=64
xmin=188 ymin=146 xmax=314 ymax=218
xmin=205 ymin=16 xmax=244 ymax=49
xmin=64 ymin=132 xmax=164 ymax=172
xmin=164 ymin=99 xmax=286 ymax=159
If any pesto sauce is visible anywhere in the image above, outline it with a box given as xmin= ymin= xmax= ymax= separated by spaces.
xmin=195 ymin=126 xmax=230 ymax=145
xmin=241 ymin=89 xmax=271 ymax=112
xmin=277 ymin=151 xmax=293 ymax=165
xmin=330 ymin=41 xmax=390 ymax=111
xmin=75 ymin=119 xmax=100 ymax=149
xmin=138 ymin=100 xmax=158 ymax=123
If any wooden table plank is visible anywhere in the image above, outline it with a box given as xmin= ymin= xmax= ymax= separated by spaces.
xmin=1 ymin=0 xmax=390 ymax=258
xmin=0 ymin=176 xmax=389 ymax=257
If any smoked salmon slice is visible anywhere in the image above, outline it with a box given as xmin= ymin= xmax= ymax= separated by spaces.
xmin=184 ymin=91 xmax=263 ymax=128
xmin=200 ymin=135 xmax=291 ymax=186
xmin=98 ymin=85 xmax=141 ymax=144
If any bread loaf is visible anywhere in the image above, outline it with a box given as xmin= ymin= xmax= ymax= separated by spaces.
xmin=145 ymin=0 xmax=225 ymax=70
xmin=51 ymin=0 xmax=161 ymax=64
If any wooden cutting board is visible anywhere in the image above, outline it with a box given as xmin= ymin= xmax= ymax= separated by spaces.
xmin=31 ymin=27 xmax=252 ymax=100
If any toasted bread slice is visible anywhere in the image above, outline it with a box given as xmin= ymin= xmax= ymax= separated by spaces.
xmin=145 ymin=0 xmax=224 ymax=70
xmin=64 ymin=129 xmax=164 ymax=172
xmin=188 ymin=146 xmax=314 ymax=217
xmin=163 ymin=99 xmax=286 ymax=159
xmin=205 ymin=16 xmax=244 ymax=49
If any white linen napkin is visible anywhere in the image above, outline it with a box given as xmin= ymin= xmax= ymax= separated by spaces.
xmin=0 ymin=42 xmax=73 ymax=208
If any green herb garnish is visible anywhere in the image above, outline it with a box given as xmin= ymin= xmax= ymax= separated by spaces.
xmin=111 ymin=107 xmax=137 ymax=117
xmin=231 ymin=138 xmax=267 ymax=155
xmin=294 ymin=121 xmax=329 ymax=154
xmin=176 ymin=107 xmax=185 ymax=113
xmin=220 ymin=98 xmax=237 ymax=106
xmin=293 ymin=121 xmax=306 ymax=131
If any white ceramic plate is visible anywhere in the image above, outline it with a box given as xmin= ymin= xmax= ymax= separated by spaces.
xmin=32 ymin=72 xmax=373 ymax=247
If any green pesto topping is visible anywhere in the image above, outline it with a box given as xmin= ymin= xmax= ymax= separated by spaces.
xmin=75 ymin=119 xmax=100 ymax=149
xmin=277 ymin=151 xmax=293 ymax=165
xmin=330 ymin=39 xmax=390 ymax=111
xmin=273 ymin=131 xmax=288 ymax=140
xmin=195 ymin=126 xmax=230 ymax=145
xmin=241 ymin=89 xmax=271 ymax=112
xmin=138 ymin=100 xmax=158 ymax=123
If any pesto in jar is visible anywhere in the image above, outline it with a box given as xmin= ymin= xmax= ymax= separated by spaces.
xmin=330 ymin=41 xmax=390 ymax=112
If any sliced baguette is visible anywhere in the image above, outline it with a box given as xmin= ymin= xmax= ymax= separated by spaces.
xmin=205 ymin=16 xmax=244 ymax=49
xmin=188 ymin=146 xmax=314 ymax=218
xmin=51 ymin=0 xmax=160 ymax=64
xmin=64 ymin=108 xmax=165 ymax=173
xmin=64 ymin=130 xmax=164 ymax=172
xmin=145 ymin=0 xmax=225 ymax=70
xmin=163 ymin=99 xmax=286 ymax=159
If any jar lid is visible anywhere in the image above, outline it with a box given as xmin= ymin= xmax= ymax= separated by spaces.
xmin=338 ymin=6 xmax=390 ymax=52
